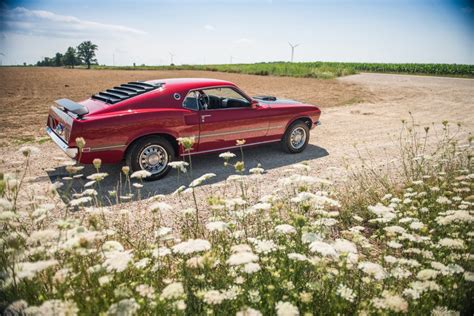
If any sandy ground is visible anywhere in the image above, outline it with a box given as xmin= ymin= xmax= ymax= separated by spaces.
xmin=0 ymin=69 xmax=473 ymax=209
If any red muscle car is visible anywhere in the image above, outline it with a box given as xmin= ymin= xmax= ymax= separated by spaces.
xmin=46 ymin=78 xmax=321 ymax=180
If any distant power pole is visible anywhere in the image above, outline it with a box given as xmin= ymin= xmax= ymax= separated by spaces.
xmin=288 ymin=42 xmax=300 ymax=62
xmin=169 ymin=52 xmax=175 ymax=65
xmin=112 ymin=53 xmax=115 ymax=66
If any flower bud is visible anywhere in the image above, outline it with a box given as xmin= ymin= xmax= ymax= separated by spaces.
xmin=93 ymin=158 xmax=102 ymax=169
xmin=75 ymin=137 xmax=86 ymax=149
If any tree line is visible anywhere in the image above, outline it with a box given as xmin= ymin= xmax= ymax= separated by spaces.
xmin=36 ymin=41 xmax=98 ymax=69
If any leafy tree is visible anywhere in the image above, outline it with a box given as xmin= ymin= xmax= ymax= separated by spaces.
xmin=54 ymin=53 xmax=63 ymax=67
xmin=77 ymin=41 xmax=98 ymax=69
xmin=63 ymin=47 xmax=77 ymax=68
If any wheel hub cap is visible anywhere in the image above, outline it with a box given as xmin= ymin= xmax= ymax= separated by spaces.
xmin=139 ymin=145 xmax=168 ymax=174
xmin=290 ymin=127 xmax=306 ymax=149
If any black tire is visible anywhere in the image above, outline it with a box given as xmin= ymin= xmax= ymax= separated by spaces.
xmin=281 ymin=121 xmax=310 ymax=153
xmin=125 ymin=136 xmax=175 ymax=181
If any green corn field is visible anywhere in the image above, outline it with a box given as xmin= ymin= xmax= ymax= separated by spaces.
xmin=96 ymin=61 xmax=474 ymax=79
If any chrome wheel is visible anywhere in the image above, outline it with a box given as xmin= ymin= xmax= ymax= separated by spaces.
xmin=138 ymin=145 xmax=168 ymax=174
xmin=290 ymin=127 xmax=307 ymax=150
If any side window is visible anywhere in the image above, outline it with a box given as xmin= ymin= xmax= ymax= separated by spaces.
xmin=183 ymin=91 xmax=199 ymax=111
xmin=202 ymin=87 xmax=250 ymax=110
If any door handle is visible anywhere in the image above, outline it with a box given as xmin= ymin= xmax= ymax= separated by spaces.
xmin=201 ymin=114 xmax=212 ymax=122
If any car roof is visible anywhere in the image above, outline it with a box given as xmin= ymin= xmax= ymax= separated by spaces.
xmin=145 ymin=78 xmax=235 ymax=91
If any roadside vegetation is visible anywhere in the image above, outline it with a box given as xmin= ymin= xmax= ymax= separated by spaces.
xmin=95 ymin=61 xmax=474 ymax=79
xmin=35 ymin=41 xmax=98 ymax=69
xmin=0 ymin=120 xmax=473 ymax=315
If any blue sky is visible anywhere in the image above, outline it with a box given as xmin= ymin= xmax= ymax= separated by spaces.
xmin=0 ymin=0 xmax=473 ymax=65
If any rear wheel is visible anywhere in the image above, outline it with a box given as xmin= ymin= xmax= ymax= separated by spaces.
xmin=281 ymin=121 xmax=310 ymax=153
xmin=126 ymin=136 xmax=175 ymax=181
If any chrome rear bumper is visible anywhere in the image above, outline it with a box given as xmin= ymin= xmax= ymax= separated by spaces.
xmin=46 ymin=127 xmax=78 ymax=158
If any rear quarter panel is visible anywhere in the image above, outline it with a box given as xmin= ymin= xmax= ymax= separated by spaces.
xmin=77 ymin=108 xmax=194 ymax=163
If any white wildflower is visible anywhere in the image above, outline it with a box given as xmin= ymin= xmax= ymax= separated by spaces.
xmin=336 ymin=284 xmax=356 ymax=302
xmin=309 ymin=241 xmax=337 ymax=257
xmin=227 ymin=252 xmax=259 ymax=266
xmin=243 ymin=262 xmax=261 ymax=274
xmin=103 ymin=251 xmax=133 ymax=272
xmin=190 ymin=173 xmax=216 ymax=187
xmin=161 ymin=282 xmax=185 ymax=300
xmin=417 ymin=269 xmax=439 ymax=280
xmin=358 ymin=262 xmax=387 ymax=280
xmin=333 ymin=239 xmax=358 ymax=254
xmin=86 ymin=172 xmax=109 ymax=181
xmin=219 ymin=151 xmax=236 ymax=159
xmin=172 ymin=239 xmax=211 ymax=255
xmin=107 ymin=298 xmax=139 ymax=316
xmin=275 ymin=224 xmax=297 ymax=234
xmin=288 ymin=253 xmax=308 ymax=262
xmin=130 ymin=170 xmax=152 ymax=179
xmin=438 ymin=238 xmax=465 ymax=249
xmin=275 ymin=301 xmax=299 ymax=316
xmin=206 ymin=221 xmax=229 ymax=232
xmin=372 ymin=291 xmax=408 ymax=313
xmin=168 ymin=161 xmax=189 ymax=173
xmin=203 ymin=290 xmax=225 ymax=305
xmin=16 ymin=260 xmax=59 ymax=280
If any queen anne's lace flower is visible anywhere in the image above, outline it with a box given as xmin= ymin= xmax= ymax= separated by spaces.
xmin=358 ymin=262 xmax=387 ymax=280
xmin=161 ymin=282 xmax=185 ymax=300
xmin=172 ymin=239 xmax=211 ymax=255
xmin=227 ymin=252 xmax=259 ymax=266
xmin=189 ymin=173 xmax=216 ymax=187
xmin=274 ymin=224 xmax=297 ymax=234
xmin=275 ymin=301 xmax=299 ymax=316
xmin=309 ymin=241 xmax=337 ymax=257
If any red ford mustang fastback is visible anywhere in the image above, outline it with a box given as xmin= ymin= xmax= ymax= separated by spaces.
xmin=46 ymin=78 xmax=321 ymax=180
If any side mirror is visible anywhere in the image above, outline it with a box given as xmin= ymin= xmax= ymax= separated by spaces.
xmin=250 ymin=100 xmax=260 ymax=108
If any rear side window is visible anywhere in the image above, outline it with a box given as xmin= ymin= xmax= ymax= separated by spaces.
xmin=183 ymin=91 xmax=199 ymax=110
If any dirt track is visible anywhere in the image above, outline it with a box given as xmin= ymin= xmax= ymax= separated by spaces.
xmin=0 ymin=69 xmax=473 ymax=207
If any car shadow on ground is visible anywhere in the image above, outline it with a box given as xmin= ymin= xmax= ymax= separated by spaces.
xmin=46 ymin=143 xmax=328 ymax=205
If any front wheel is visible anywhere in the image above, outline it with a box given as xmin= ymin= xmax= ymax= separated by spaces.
xmin=281 ymin=121 xmax=310 ymax=153
xmin=125 ymin=136 xmax=175 ymax=181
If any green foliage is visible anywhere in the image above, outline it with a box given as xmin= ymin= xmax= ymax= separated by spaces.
xmin=77 ymin=41 xmax=98 ymax=69
xmin=62 ymin=47 xmax=78 ymax=68
xmin=35 ymin=41 xmax=98 ymax=68
xmin=96 ymin=61 xmax=474 ymax=78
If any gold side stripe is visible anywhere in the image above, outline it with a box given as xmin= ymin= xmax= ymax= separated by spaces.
xmin=194 ymin=125 xmax=284 ymax=139
xmin=181 ymin=139 xmax=281 ymax=156
xmin=84 ymin=144 xmax=126 ymax=152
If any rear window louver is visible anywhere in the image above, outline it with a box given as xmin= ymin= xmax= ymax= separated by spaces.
xmin=91 ymin=81 xmax=163 ymax=104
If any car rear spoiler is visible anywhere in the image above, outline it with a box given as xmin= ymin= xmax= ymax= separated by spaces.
xmin=55 ymin=98 xmax=89 ymax=117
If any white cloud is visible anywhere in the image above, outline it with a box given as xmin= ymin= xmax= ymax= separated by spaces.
xmin=1 ymin=7 xmax=146 ymax=38
xmin=204 ymin=24 xmax=215 ymax=31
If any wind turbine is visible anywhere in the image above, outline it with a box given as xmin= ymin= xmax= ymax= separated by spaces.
xmin=0 ymin=52 xmax=5 ymax=66
xmin=169 ymin=52 xmax=175 ymax=65
xmin=230 ymin=55 xmax=237 ymax=64
xmin=288 ymin=42 xmax=300 ymax=62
